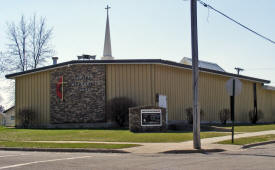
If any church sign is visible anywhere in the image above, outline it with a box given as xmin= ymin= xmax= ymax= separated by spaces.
xmin=71 ymin=75 xmax=94 ymax=92
xmin=129 ymin=106 xmax=167 ymax=132
xmin=141 ymin=109 xmax=162 ymax=126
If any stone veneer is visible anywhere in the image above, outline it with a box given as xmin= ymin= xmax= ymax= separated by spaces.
xmin=129 ymin=106 xmax=167 ymax=132
xmin=50 ymin=64 xmax=106 ymax=124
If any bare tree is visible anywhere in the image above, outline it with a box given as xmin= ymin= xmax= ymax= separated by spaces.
xmin=0 ymin=52 xmax=5 ymax=73
xmin=6 ymin=15 xmax=29 ymax=72
xmin=5 ymin=14 xmax=54 ymax=72
xmin=0 ymin=14 xmax=54 ymax=106
xmin=29 ymin=15 xmax=53 ymax=69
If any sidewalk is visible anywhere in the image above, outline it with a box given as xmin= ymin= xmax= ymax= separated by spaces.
xmin=31 ymin=130 xmax=275 ymax=154
xmin=125 ymin=130 xmax=275 ymax=154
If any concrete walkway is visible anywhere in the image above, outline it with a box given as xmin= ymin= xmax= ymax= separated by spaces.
xmin=32 ymin=130 xmax=275 ymax=154
xmin=125 ymin=130 xmax=275 ymax=153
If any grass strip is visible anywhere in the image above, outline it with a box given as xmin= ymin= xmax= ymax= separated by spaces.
xmin=215 ymin=124 xmax=275 ymax=133
xmin=234 ymin=124 xmax=275 ymax=132
xmin=0 ymin=141 xmax=140 ymax=149
xmin=218 ymin=134 xmax=275 ymax=145
xmin=0 ymin=127 xmax=228 ymax=143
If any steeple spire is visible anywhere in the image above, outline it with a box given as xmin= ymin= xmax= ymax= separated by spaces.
xmin=101 ymin=5 xmax=114 ymax=60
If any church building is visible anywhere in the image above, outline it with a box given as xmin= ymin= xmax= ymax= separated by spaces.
xmin=5 ymin=6 xmax=275 ymax=128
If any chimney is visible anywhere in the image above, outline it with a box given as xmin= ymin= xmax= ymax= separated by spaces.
xmin=52 ymin=57 xmax=58 ymax=65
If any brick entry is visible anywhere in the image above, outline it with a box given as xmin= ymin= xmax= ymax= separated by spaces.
xmin=50 ymin=64 xmax=106 ymax=124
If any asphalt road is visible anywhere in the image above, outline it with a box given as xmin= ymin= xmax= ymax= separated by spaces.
xmin=0 ymin=143 xmax=275 ymax=170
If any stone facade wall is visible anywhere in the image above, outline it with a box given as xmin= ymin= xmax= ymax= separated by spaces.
xmin=129 ymin=105 xmax=167 ymax=132
xmin=50 ymin=64 xmax=106 ymax=124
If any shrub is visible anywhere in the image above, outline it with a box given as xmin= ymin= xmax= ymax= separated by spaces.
xmin=107 ymin=97 xmax=136 ymax=127
xmin=249 ymin=109 xmax=264 ymax=124
xmin=185 ymin=107 xmax=204 ymax=124
xmin=219 ymin=109 xmax=230 ymax=125
xmin=18 ymin=109 xmax=35 ymax=128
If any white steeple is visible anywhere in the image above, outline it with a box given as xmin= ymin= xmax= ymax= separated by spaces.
xmin=101 ymin=5 xmax=114 ymax=60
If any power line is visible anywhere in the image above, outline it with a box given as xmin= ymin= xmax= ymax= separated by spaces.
xmin=198 ymin=0 xmax=275 ymax=45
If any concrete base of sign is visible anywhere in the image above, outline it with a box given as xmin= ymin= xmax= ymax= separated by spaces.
xmin=129 ymin=106 xmax=167 ymax=133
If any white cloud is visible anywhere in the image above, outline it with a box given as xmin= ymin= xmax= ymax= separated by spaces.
xmin=0 ymin=77 xmax=13 ymax=107
xmin=0 ymin=94 xmax=3 ymax=103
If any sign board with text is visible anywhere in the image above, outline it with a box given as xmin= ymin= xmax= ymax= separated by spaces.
xmin=141 ymin=109 xmax=162 ymax=126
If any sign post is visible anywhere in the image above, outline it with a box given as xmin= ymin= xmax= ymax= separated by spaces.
xmin=226 ymin=78 xmax=242 ymax=143
xmin=158 ymin=95 xmax=168 ymax=125
xmin=231 ymin=79 xmax=235 ymax=143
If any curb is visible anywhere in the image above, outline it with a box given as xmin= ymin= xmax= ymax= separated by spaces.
xmin=242 ymin=140 xmax=275 ymax=149
xmin=0 ymin=147 xmax=129 ymax=153
xmin=161 ymin=148 xmax=226 ymax=154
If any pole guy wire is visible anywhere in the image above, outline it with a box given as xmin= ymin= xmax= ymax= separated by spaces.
xmin=198 ymin=0 xmax=275 ymax=45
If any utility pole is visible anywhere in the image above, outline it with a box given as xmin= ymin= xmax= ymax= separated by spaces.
xmin=191 ymin=0 xmax=201 ymax=149
xmin=235 ymin=67 xmax=244 ymax=75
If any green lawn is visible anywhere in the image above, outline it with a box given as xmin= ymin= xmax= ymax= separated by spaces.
xmin=0 ymin=127 xmax=228 ymax=143
xmin=218 ymin=134 xmax=275 ymax=145
xmin=0 ymin=141 xmax=139 ymax=149
xmin=234 ymin=124 xmax=275 ymax=132
xmin=1 ymin=124 xmax=274 ymax=144
xmin=218 ymin=124 xmax=275 ymax=132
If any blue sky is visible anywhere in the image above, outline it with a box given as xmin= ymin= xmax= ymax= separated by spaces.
xmin=0 ymin=0 xmax=275 ymax=107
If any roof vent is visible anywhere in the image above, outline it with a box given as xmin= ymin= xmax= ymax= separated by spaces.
xmin=180 ymin=57 xmax=225 ymax=72
xmin=77 ymin=54 xmax=96 ymax=60
xmin=52 ymin=57 xmax=58 ymax=65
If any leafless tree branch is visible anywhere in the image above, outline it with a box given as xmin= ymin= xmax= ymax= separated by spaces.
xmin=3 ymin=14 xmax=54 ymax=73
xmin=1 ymin=14 xmax=54 ymax=106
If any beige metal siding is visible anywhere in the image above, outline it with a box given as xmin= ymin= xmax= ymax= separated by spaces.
xmin=199 ymin=72 xmax=230 ymax=122
xmin=152 ymin=65 xmax=261 ymax=123
xmin=154 ymin=65 xmax=191 ymax=121
xmin=106 ymin=64 xmax=154 ymax=106
xmin=107 ymin=64 xmax=275 ymax=123
xmin=257 ymin=86 xmax=274 ymax=122
xmin=234 ymin=81 xmax=254 ymax=122
xmin=15 ymin=71 xmax=50 ymax=126
xmin=154 ymin=65 xmax=275 ymax=123
xmin=154 ymin=65 xmax=232 ymax=122
xmin=14 ymin=63 xmax=275 ymax=126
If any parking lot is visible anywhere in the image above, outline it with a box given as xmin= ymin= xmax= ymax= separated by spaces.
xmin=0 ymin=143 xmax=275 ymax=170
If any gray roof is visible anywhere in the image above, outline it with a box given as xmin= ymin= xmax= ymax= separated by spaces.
xmin=3 ymin=106 xmax=14 ymax=113
xmin=5 ymin=59 xmax=270 ymax=84
xmin=180 ymin=57 xmax=225 ymax=72
xmin=263 ymin=85 xmax=275 ymax=91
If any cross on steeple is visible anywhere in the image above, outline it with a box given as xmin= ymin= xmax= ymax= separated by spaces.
xmin=102 ymin=4 xmax=113 ymax=60
xmin=105 ymin=5 xmax=111 ymax=15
